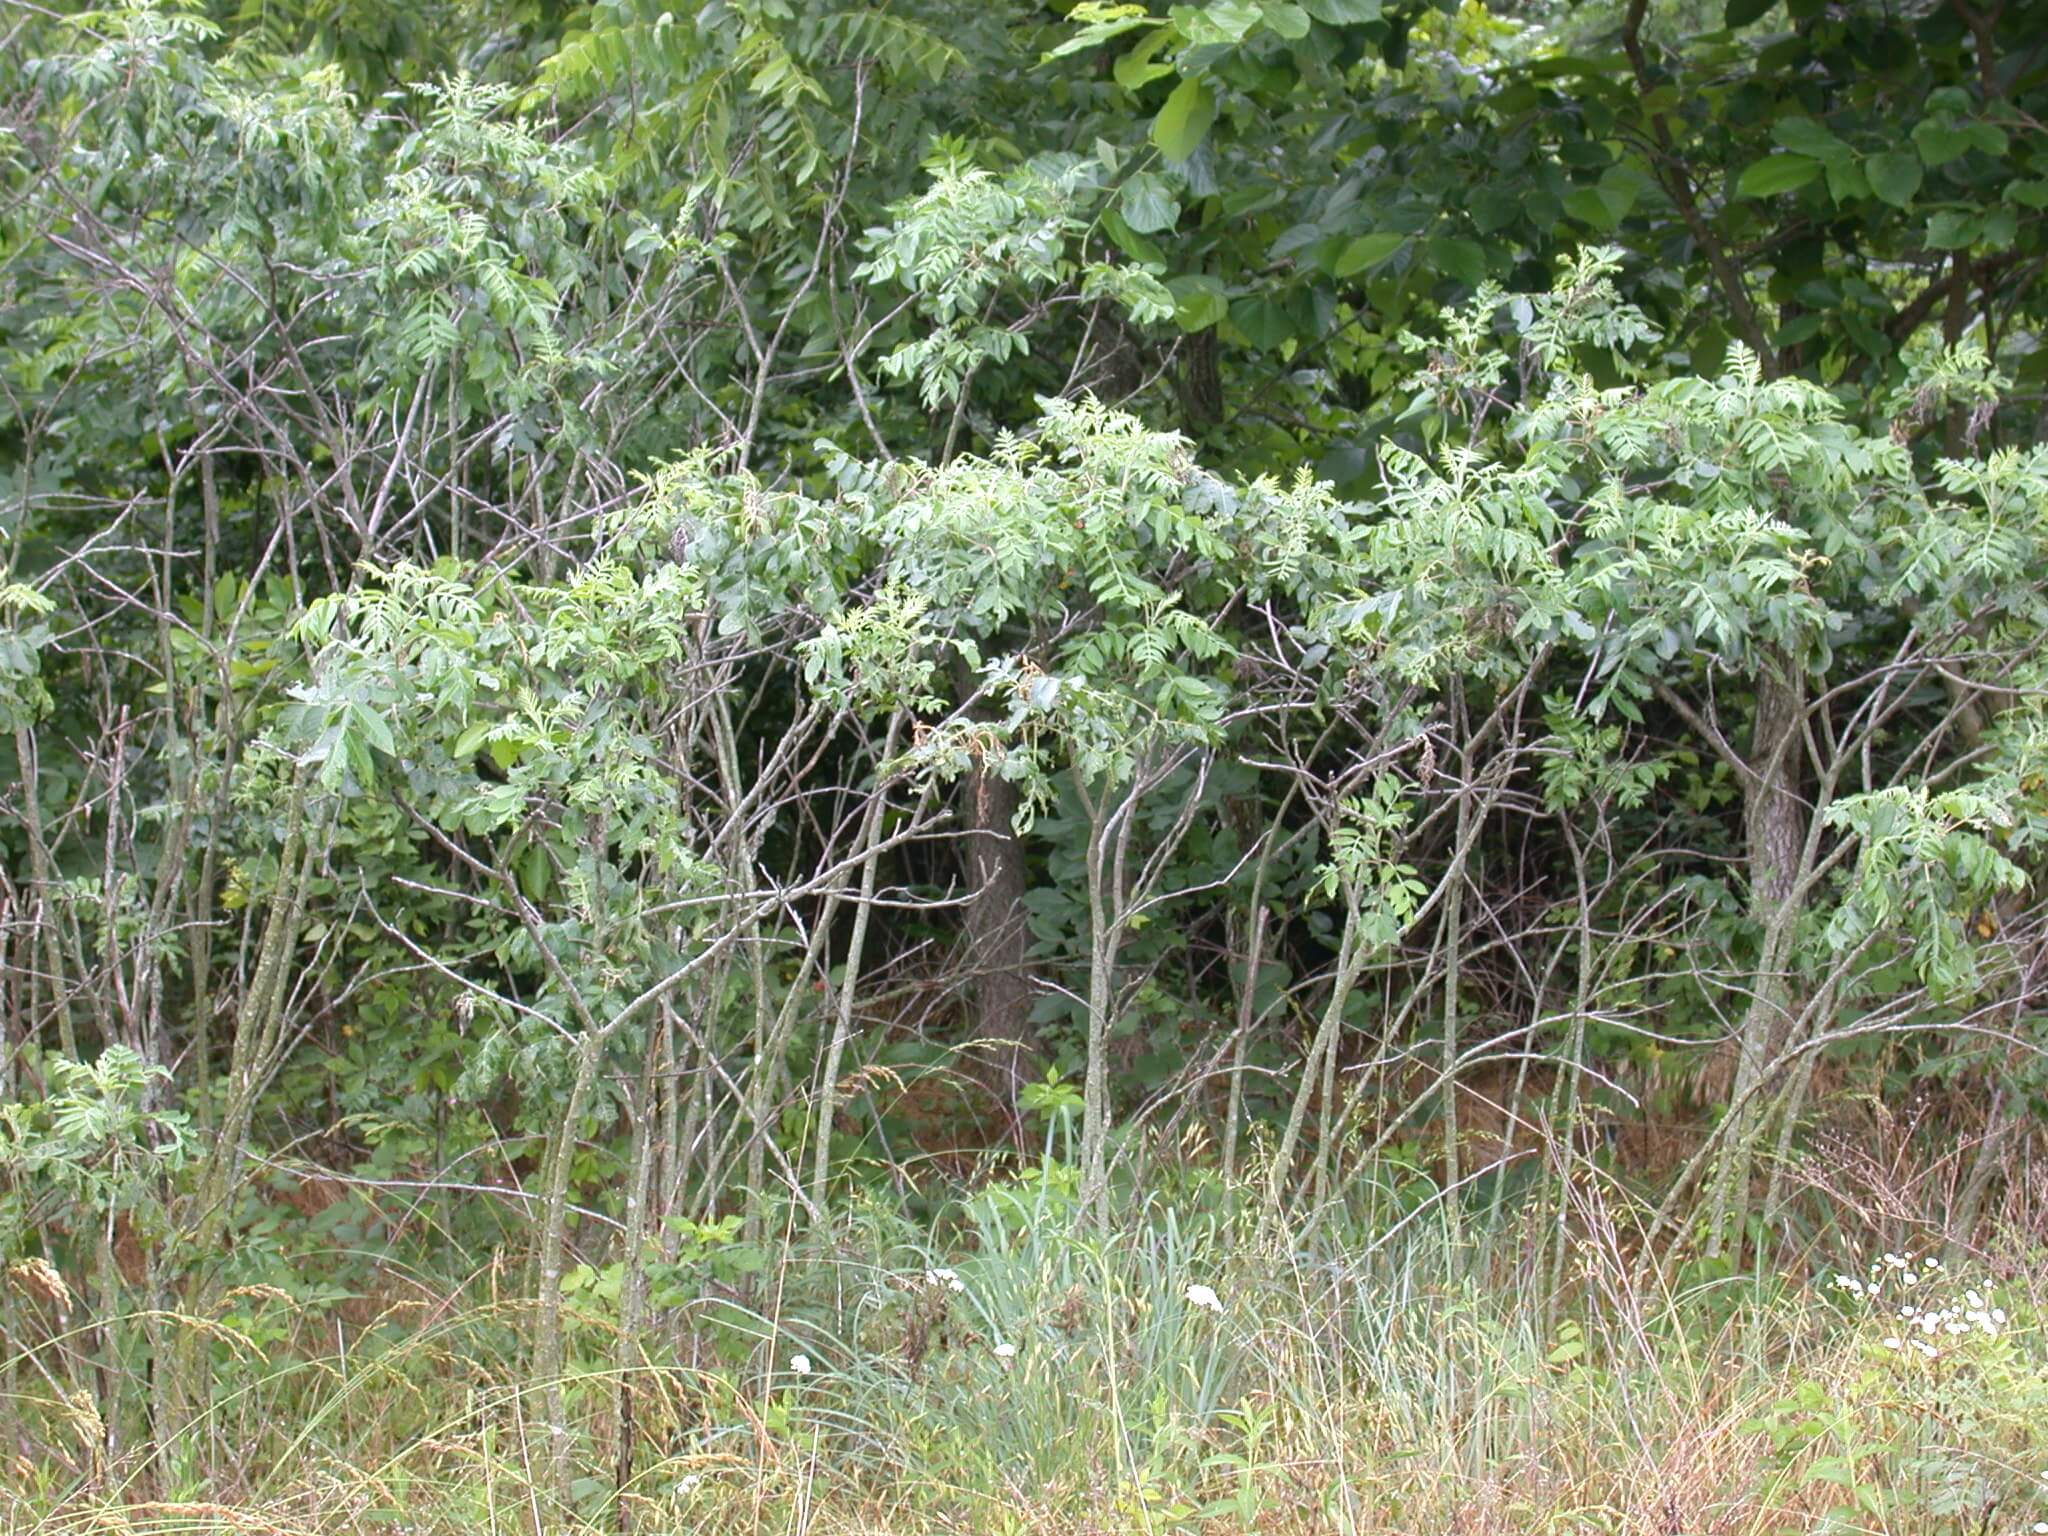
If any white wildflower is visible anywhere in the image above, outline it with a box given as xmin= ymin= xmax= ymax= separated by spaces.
xmin=992 ymin=1341 xmax=1016 ymax=1359
xmin=789 ymin=1353 xmax=811 ymax=1375
xmin=1185 ymin=1283 xmax=1223 ymax=1313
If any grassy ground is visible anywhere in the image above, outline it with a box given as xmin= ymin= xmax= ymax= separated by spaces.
xmin=7 ymin=1159 xmax=2048 ymax=1536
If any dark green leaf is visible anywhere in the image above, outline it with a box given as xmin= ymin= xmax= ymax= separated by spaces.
xmin=1865 ymin=152 xmax=1922 ymax=208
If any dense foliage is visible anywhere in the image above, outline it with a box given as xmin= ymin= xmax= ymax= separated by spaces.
xmin=3 ymin=0 xmax=2048 ymax=1528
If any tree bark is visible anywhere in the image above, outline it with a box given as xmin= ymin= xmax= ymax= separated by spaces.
xmin=960 ymin=754 xmax=1037 ymax=1135
xmin=1706 ymin=656 xmax=1807 ymax=1258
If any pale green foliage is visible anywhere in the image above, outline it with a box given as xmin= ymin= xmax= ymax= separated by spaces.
xmin=368 ymin=77 xmax=605 ymax=378
xmin=1823 ymin=785 xmax=2026 ymax=1000
xmin=0 ymin=582 xmax=55 ymax=731
xmin=800 ymin=586 xmax=946 ymax=714
xmin=857 ymin=157 xmax=1173 ymax=408
xmin=1313 ymin=777 xmax=1427 ymax=948
xmin=0 ymin=1048 xmax=189 ymax=1251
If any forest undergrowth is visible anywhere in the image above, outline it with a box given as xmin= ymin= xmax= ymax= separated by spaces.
xmin=7 ymin=1115 xmax=2048 ymax=1536
xmin=9 ymin=0 xmax=2048 ymax=1531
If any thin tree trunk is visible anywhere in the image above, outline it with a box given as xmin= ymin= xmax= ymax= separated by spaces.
xmin=1263 ymin=909 xmax=1369 ymax=1229
xmin=809 ymin=715 xmax=904 ymax=1220
xmin=613 ymin=1031 xmax=661 ymax=1530
xmin=1221 ymin=903 xmax=1269 ymax=1185
xmin=961 ymin=760 xmax=1036 ymax=1134
xmin=1707 ymin=656 xmax=1807 ymax=1259
xmin=538 ymin=1025 xmax=610 ymax=1504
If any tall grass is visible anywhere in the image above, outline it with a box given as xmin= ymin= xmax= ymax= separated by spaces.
xmin=7 ymin=1154 xmax=2048 ymax=1536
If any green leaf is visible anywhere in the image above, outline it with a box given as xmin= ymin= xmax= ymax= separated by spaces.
xmin=1043 ymin=8 xmax=1158 ymax=61
xmin=2006 ymin=178 xmax=2048 ymax=209
xmin=1736 ymin=155 xmax=1820 ymax=198
xmin=1822 ymin=156 xmax=1869 ymax=204
xmin=1332 ymin=231 xmax=1404 ymax=276
xmin=1724 ymin=0 xmax=1774 ymax=25
xmin=518 ymin=843 xmax=551 ymax=901
xmin=1302 ymin=0 xmax=1380 ymax=19
xmin=1959 ymin=121 xmax=2008 ymax=157
xmin=1233 ymin=296 xmax=1296 ymax=350
xmin=1260 ymin=2 xmax=1311 ymax=38
xmin=1468 ymin=188 xmax=1519 ymax=232
xmin=1169 ymin=274 xmax=1229 ymax=331
xmin=1562 ymin=186 xmax=1628 ymax=230
xmin=452 ymin=722 xmax=494 ymax=760
xmin=1112 ymin=26 xmax=1176 ymax=91
xmin=1773 ymin=313 xmax=1823 ymax=347
xmin=1152 ymin=77 xmax=1218 ymax=162
xmin=1101 ymin=208 xmax=1166 ymax=265
xmin=352 ymin=702 xmax=396 ymax=757
xmin=1912 ymin=118 xmax=1971 ymax=167
xmin=1119 ymin=172 xmax=1180 ymax=234
xmin=1771 ymin=117 xmax=1850 ymax=163
xmin=1865 ymin=151 xmax=1922 ymax=208
xmin=1425 ymin=236 xmax=1486 ymax=287
xmin=1925 ymin=210 xmax=1980 ymax=249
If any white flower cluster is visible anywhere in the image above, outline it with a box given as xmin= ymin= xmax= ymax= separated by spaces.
xmin=1185 ymin=1282 xmax=1223 ymax=1313
xmin=922 ymin=1267 xmax=965 ymax=1294
xmin=1829 ymin=1252 xmax=2007 ymax=1362
xmin=1831 ymin=1250 xmax=1941 ymax=1299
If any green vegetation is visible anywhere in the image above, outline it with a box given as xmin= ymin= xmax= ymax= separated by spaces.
xmin=3 ymin=0 xmax=2048 ymax=1529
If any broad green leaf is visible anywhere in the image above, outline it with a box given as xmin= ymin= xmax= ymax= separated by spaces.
xmin=1960 ymin=121 xmax=2008 ymax=156
xmin=1736 ymin=155 xmax=1820 ymax=198
xmin=1332 ymin=232 xmax=1404 ymax=276
xmin=352 ymin=702 xmax=396 ymax=757
xmin=1865 ymin=152 xmax=1921 ymax=208
xmin=1912 ymin=118 xmax=1971 ymax=167
xmin=1260 ymin=2 xmax=1311 ymax=38
xmin=1102 ymin=208 xmax=1166 ymax=265
xmin=1469 ymin=187 xmax=1519 ymax=232
xmin=1152 ymin=77 xmax=1218 ymax=162
xmin=1119 ymin=172 xmax=1180 ymax=234
xmin=1925 ymin=210 xmax=1980 ymax=248
xmin=1425 ymin=236 xmax=1486 ymax=287
xmin=1043 ymin=6 xmax=1158 ymax=61
xmin=1771 ymin=117 xmax=1850 ymax=163
xmin=1822 ymin=156 xmax=1868 ymax=204
xmin=1563 ymin=186 xmax=1627 ymax=230
xmin=1113 ymin=26 xmax=1176 ymax=91
xmin=1302 ymin=0 xmax=1380 ymax=19
xmin=1233 ymin=296 xmax=1296 ymax=350
xmin=1169 ymin=274 xmax=1230 ymax=331
xmin=1773 ymin=313 xmax=1822 ymax=347
xmin=1724 ymin=0 xmax=1774 ymax=25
